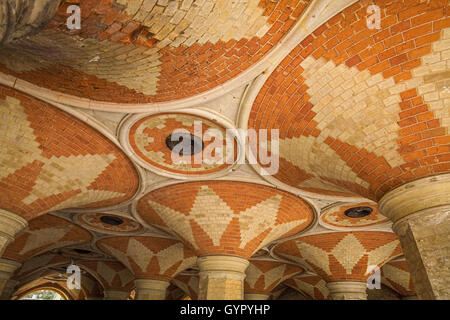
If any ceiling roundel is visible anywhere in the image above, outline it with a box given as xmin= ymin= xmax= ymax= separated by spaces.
xmin=0 ymin=0 xmax=310 ymax=104
xmin=0 ymin=85 xmax=140 ymax=220
xmin=135 ymin=180 xmax=315 ymax=258
xmin=320 ymin=202 xmax=389 ymax=229
xmin=247 ymin=0 xmax=450 ymax=200
xmin=123 ymin=112 xmax=238 ymax=177
xmin=75 ymin=213 xmax=143 ymax=235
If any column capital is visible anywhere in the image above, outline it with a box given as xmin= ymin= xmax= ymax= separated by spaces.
xmin=379 ymin=173 xmax=450 ymax=223
xmin=0 ymin=258 xmax=22 ymax=277
xmin=326 ymin=281 xmax=367 ymax=300
xmin=197 ymin=255 xmax=249 ymax=281
xmin=134 ymin=278 xmax=170 ymax=300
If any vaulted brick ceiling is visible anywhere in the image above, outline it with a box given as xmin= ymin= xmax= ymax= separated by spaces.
xmin=248 ymin=0 xmax=450 ymax=200
xmin=0 ymin=0 xmax=310 ymax=103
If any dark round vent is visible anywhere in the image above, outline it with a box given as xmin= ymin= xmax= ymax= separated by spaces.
xmin=344 ymin=206 xmax=373 ymax=218
xmin=165 ymin=132 xmax=204 ymax=156
xmin=100 ymin=215 xmax=124 ymax=226
xmin=73 ymin=249 xmax=92 ymax=255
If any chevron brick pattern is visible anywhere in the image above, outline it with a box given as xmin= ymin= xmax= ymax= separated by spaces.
xmin=0 ymin=0 xmax=309 ymax=103
xmin=78 ymin=260 xmax=134 ymax=291
xmin=172 ymin=274 xmax=199 ymax=300
xmin=244 ymin=259 xmax=304 ymax=294
xmin=3 ymin=215 xmax=92 ymax=262
xmin=0 ymin=86 xmax=139 ymax=220
xmin=249 ymin=0 xmax=450 ymax=200
xmin=273 ymin=231 xmax=402 ymax=281
xmin=381 ymin=258 xmax=416 ymax=297
xmin=136 ymin=181 xmax=314 ymax=258
xmin=97 ymin=236 xmax=196 ymax=280
xmin=283 ymin=275 xmax=328 ymax=300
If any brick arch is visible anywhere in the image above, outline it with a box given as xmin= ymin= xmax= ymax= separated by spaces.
xmin=248 ymin=0 xmax=450 ymax=200
xmin=0 ymin=85 xmax=139 ymax=220
xmin=136 ymin=180 xmax=315 ymax=258
xmin=0 ymin=0 xmax=310 ymax=104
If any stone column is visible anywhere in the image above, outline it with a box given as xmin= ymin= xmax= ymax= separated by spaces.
xmin=103 ymin=290 xmax=130 ymax=300
xmin=197 ymin=255 xmax=249 ymax=300
xmin=379 ymin=174 xmax=450 ymax=300
xmin=326 ymin=281 xmax=367 ymax=300
xmin=0 ymin=259 xmax=21 ymax=297
xmin=244 ymin=293 xmax=270 ymax=300
xmin=134 ymin=279 xmax=170 ymax=300
xmin=0 ymin=279 xmax=19 ymax=300
xmin=0 ymin=0 xmax=61 ymax=45
xmin=0 ymin=209 xmax=28 ymax=256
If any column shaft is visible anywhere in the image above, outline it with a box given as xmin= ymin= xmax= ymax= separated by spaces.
xmin=198 ymin=255 xmax=249 ymax=300
xmin=326 ymin=281 xmax=367 ymax=300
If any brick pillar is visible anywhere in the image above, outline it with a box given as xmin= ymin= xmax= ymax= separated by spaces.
xmin=326 ymin=281 xmax=367 ymax=300
xmin=0 ymin=209 xmax=28 ymax=256
xmin=0 ymin=0 xmax=61 ymax=45
xmin=134 ymin=279 xmax=170 ymax=300
xmin=103 ymin=290 xmax=130 ymax=300
xmin=0 ymin=259 xmax=21 ymax=297
xmin=244 ymin=293 xmax=270 ymax=300
xmin=379 ymin=174 xmax=450 ymax=300
xmin=0 ymin=279 xmax=18 ymax=300
xmin=198 ymin=255 xmax=249 ymax=300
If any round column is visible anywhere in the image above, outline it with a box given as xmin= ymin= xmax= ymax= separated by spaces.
xmin=134 ymin=279 xmax=170 ymax=300
xmin=379 ymin=173 xmax=450 ymax=300
xmin=197 ymin=255 xmax=249 ymax=300
xmin=326 ymin=281 xmax=368 ymax=300
xmin=0 ymin=259 xmax=21 ymax=297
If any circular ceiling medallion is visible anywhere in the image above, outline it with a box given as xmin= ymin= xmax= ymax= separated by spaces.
xmin=75 ymin=213 xmax=143 ymax=235
xmin=125 ymin=113 xmax=238 ymax=177
xmin=320 ymin=203 xmax=389 ymax=229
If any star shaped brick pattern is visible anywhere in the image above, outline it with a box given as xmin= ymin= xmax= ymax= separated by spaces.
xmin=273 ymin=231 xmax=403 ymax=282
xmin=136 ymin=181 xmax=315 ymax=258
xmin=0 ymin=86 xmax=139 ymax=220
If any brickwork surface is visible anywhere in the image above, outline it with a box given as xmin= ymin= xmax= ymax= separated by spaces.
xmin=283 ymin=274 xmax=328 ymax=299
xmin=274 ymin=231 xmax=402 ymax=281
xmin=0 ymin=85 xmax=139 ymax=220
xmin=172 ymin=274 xmax=199 ymax=299
xmin=136 ymin=181 xmax=314 ymax=257
xmin=78 ymin=260 xmax=135 ymax=291
xmin=0 ymin=0 xmax=310 ymax=103
xmin=321 ymin=203 xmax=389 ymax=228
xmin=3 ymin=215 xmax=92 ymax=262
xmin=381 ymin=258 xmax=416 ymax=297
xmin=249 ymin=0 xmax=450 ymax=200
xmin=129 ymin=113 xmax=237 ymax=175
xmin=97 ymin=236 xmax=197 ymax=280
xmin=244 ymin=259 xmax=303 ymax=294
xmin=13 ymin=253 xmax=72 ymax=281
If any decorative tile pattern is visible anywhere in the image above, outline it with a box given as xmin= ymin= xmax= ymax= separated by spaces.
xmin=136 ymin=181 xmax=314 ymax=258
xmin=3 ymin=215 xmax=92 ymax=262
xmin=274 ymin=231 xmax=402 ymax=281
xmin=321 ymin=203 xmax=389 ymax=228
xmin=97 ymin=236 xmax=196 ymax=280
xmin=0 ymin=86 xmax=139 ymax=220
xmin=172 ymin=274 xmax=199 ymax=300
xmin=128 ymin=113 xmax=237 ymax=175
xmin=0 ymin=0 xmax=310 ymax=103
xmin=381 ymin=258 xmax=416 ymax=297
xmin=283 ymin=275 xmax=328 ymax=300
xmin=249 ymin=0 xmax=450 ymax=200
xmin=76 ymin=213 xmax=143 ymax=235
xmin=244 ymin=259 xmax=303 ymax=294
xmin=78 ymin=260 xmax=135 ymax=291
